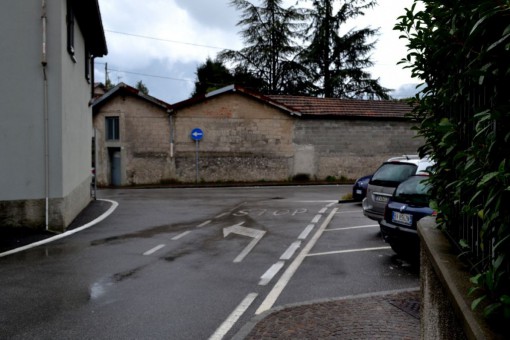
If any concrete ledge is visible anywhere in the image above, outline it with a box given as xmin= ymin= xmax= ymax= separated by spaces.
xmin=418 ymin=217 xmax=504 ymax=340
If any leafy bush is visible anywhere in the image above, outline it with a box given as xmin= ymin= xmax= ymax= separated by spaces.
xmin=395 ymin=0 xmax=510 ymax=321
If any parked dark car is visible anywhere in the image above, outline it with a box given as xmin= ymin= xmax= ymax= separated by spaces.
xmin=379 ymin=175 xmax=435 ymax=257
xmin=352 ymin=174 xmax=372 ymax=201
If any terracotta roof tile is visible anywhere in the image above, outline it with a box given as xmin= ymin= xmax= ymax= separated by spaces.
xmin=267 ymin=95 xmax=411 ymax=118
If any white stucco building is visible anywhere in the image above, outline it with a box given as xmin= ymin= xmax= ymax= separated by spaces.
xmin=0 ymin=0 xmax=107 ymax=231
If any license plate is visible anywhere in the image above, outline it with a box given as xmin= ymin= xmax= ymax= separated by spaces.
xmin=392 ymin=211 xmax=413 ymax=226
xmin=374 ymin=195 xmax=389 ymax=203
xmin=356 ymin=189 xmax=362 ymax=195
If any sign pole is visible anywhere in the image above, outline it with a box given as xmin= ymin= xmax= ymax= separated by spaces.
xmin=195 ymin=139 xmax=199 ymax=183
xmin=190 ymin=128 xmax=203 ymax=184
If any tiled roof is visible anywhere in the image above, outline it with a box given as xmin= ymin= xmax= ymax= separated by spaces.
xmin=268 ymin=95 xmax=412 ymax=118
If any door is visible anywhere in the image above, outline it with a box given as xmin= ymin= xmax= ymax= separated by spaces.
xmin=111 ymin=150 xmax=121 ymax=186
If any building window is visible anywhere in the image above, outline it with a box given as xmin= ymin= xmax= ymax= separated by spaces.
xmin=66 ymin=0 xmax=76 ymax=62
xmin=106 ymin=117 xmax=120 ymax=141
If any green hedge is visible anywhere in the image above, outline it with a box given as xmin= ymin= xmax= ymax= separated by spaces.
xmin=395 ymin=0 xmax=510 ymax=321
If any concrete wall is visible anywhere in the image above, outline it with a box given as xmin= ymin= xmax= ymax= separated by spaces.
xmin=93 ymin=96 xmax=174 ymax=186
xmin=0 ymin=0 xmax=93 ymax=231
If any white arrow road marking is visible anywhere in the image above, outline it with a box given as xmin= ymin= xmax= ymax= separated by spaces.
xmin=143 ymin=244 xmax=166 ymax=256
xmin=255 ymin=208 xmax=338 ymax=315
xmin=223 ymin=222 xmax=266 ymax=263
xmin=259 ymin=261 xmax=285 ymax=286
xmin=208 ymin=292 xmax=258 ymax=340
xmin=280 ymin=241 xmax=301 ymax=260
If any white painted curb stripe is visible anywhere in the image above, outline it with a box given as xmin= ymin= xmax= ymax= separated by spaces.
xmin=259 ymin=261 xmax=285 ymax=286
xmin=209 ymin=292 xmax=258 ymax=340
xmin=255 ymin=208 xmax=338 ymax=315
xmin=307 ymin=246 xmax=392 ymax=257
xmin=0 ymin=199 xmax=119 ymax=258
xmin=143 ymin=244 xmax=166 ymax=256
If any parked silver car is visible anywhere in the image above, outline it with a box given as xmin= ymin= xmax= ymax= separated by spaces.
xmin=362 ymin=156 xmax=434 ymax=222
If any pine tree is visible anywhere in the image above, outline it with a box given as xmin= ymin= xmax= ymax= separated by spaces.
xmin=191 ymin=57 xmax=233 ymax=97
xmin=219 ymin=0 xmax=306 ymax=94
xmin=301 ymin=0 xmax=390 ymax=99
xmin=135 ymin=80 xmax=149 ymax=95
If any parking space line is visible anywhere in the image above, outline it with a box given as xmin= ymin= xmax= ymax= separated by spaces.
xmin=307 ymin=246 xmax=391 ymax=257
xmin=172 ymin=231 xmax=191 ymax=240
xmin=335 ymin=210 xmax=362 ymax=214
xmin=259 ymin=261 xmax=285 ymax=286
xmin=326 ymin=224 xmax=379 ymax=231
xmin=143 ymin=244 xmax=166 ymax=256
xmin=209 ymin=292 xmax=258 ymax=340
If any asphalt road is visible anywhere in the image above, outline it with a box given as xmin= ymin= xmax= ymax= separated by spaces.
xmin=0 ymin=185 xmax=419 ymax=339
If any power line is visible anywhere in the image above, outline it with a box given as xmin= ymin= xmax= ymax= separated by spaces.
xmin=105 ymin=29 xmax=233 ymax=51
xmin=95 ymin=62 xmax=194 ymax=83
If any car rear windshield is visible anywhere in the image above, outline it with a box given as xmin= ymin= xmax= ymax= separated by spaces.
xmin=393 ymin=176 xmax=431 ymax=205
xmin=370 ymin=163 xmax=417 ymax=187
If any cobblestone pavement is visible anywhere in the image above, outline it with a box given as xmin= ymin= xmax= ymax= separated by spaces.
xmin=235 ymin=289 xmax=420 ymax=340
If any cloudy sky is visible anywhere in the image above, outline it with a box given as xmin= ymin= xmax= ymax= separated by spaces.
xmin=95 ymin=0 xmax=419 ymax=104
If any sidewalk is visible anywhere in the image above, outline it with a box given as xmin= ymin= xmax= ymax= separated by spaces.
xmin=0 ymin=199 xmax=114 ymax=256
xmin=236 ymin=288 xmax=420 ymax=339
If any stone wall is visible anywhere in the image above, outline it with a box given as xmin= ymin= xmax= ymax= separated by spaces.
xmin=293 ymin=118 xmax=423 ymax=179
xmin=93 ymin=95 xmax=174 ymax=186
xmin=173 ymin=93 xmax=294 ymax=182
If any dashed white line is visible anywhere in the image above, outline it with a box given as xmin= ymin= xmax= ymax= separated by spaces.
xmin=311 ymin=214 xmax=322 ymax=223
xmin=255 ymin=208 xmax=338 ymax=315
xmin=326 ymin=202 xmax=336 ymax=208
xmin=307 ymin=246 xmax=392 ymax=257
xmin=215 ymin=212 xmax=229 ymax=219
xmin=326 ymin=224 xmax=379 ymax=231
xmin=259 ymin=261 xmax=285 ymax=286
xmin=298 ymin=224 xmax=315 ymax=240
xmin=209 ymin=292 xmax=258 ymax=340
xmin=197 ymin=220 xmax=211 ymax=228
xmin=143 ymin=244 xmax=166 ymax=256
xmin=280 ymin=241 xmax=301 ymax=260
xmin=319 ymin=207 xmax=328 ymax=214
xmin=172 ymin=231 xmax=191 ymax=240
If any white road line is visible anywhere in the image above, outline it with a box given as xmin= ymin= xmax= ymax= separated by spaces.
xmin=143 ymin=244 xmax=166 ymax=256
xmin=172 ymin=231 xmax=191 ymax=240
xmin=319 ymin=207 xmax=327 ymax=214
xmin=307 ymin=246 xmax=392 ymax=257
xmin=255 ymin=208 xmax=338 ymax=315
xmin=0 ymin=199 xmax=119 ymax=258
xmin=197 ymin=220 xmax=211 ymax=228
xmin=326 ymin=202 xmax=336 ymax=208
xmin=291 ymin=200 xmax=337 ymax=203
xmin=335 ymin=210 xmax=362 ymax=214
xmin=311 ymin=214 xmax=322 ymax=224
xmin=259 ymin=261 xmax=285 ymax=286
xmin=215 ymin=212 xmax=229 ymax=219
xmin=326 ymin=224 xmax=379 ymax=231
xmin=298 ymin=224 xmax=315 ymax=240
xmin=280 ymin=241 xmax=301 ymax=260
xmin=209 ymin=292 xmax=258 ymax=340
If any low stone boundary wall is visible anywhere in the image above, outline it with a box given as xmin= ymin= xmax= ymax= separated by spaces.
xmin=418 ymin=217 xmax=504 ymax=339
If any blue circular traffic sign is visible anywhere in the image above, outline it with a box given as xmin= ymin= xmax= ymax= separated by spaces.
xmin=191 ymin=128 xmax=204 ymax=141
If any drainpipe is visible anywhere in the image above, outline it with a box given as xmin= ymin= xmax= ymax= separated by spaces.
xmin=42 ymin=0 xmax=50 ymax=230
xmin=169 ymin=113 xmax=174 ymax=158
